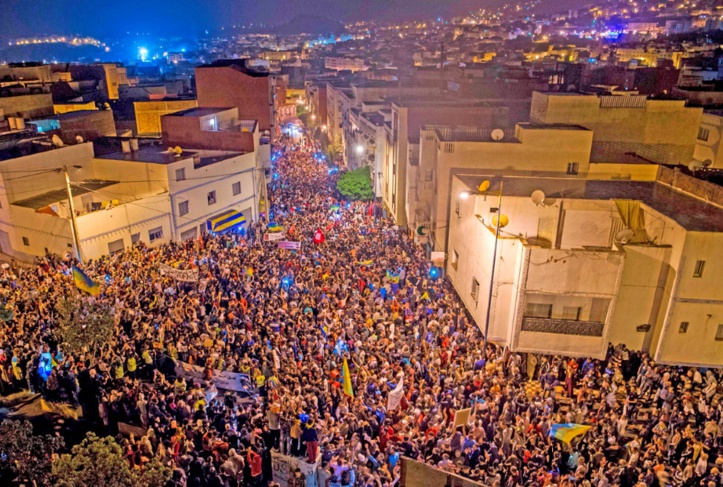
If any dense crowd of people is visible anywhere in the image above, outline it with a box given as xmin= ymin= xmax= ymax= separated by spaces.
xmin=0 ymin=130 xmax=721 ymax=487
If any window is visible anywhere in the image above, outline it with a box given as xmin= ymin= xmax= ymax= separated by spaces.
xmin=149 ymin=227 xmax=163 ymax=243
xmin=693 ymin=260 xmax=705 ymax=278
xmin=108 ymin=239 xmax=124 ymax=255
xmin=566 ymin=162 xmax=579 ymax=175
xmin=180 ymin=227 xmax=198 ymax=241
xmin=716 ymin=324 xmax=723 ymax=341
xmin=525 ymin=303 xmax=553 ymax=319
xmin=451 ymin=249 xmax=459 ymax=270
xmin=178 ymin=200 xmax=189 ymax=216
xmin=471 ymin=278 xmax=480 ymax=304
xmin=175 ymin=168 xmax=186 ymax=181
xmin=679 ymin=321 xmax=689 ymax=333
xmin=131 ymin=233 xmax=140 ymax=244
xmin=562 ymin=306 xmax=582 ymax=320
xmin=22 ymin=237 xmax=29 ymax=246
xmin=697 ymin=127 xmax=710 ymax=142
xmin=232 ymin=181 xmax=242 ymax=196
xmin=207 ymin=191 xmax=217 ymax=205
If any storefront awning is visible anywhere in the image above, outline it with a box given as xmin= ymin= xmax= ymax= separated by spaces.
xmin=207 ymin=210 xmax=246 ymax=233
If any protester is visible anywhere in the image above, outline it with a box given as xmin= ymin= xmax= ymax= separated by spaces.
xmin=0 ymin=130 xmax=720 ymax=487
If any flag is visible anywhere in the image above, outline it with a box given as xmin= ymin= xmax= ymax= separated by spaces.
xmin=549 ymin=423 xmax=591 ymax=444
xmin=72 ymin=265 xmax=100 ymax=296
xmin=342 ymin=358 xmax=354 ymax=397
xmin=329 ymin=204 xmax=340 ymax=212
xmin=387 ymin=372 xmax=404 ymax=411
xmin=245 ymin=267 xmax=254 ymax=276
xmin=386 ymin=270 xmax=400 ymax=284
xmin=357 ymin=260 xmax=373 ymax=267
xmin=421 ymin=292 xmax=430 ymax=301
xmin=268 ymin=222 xmax=285 ymax=233
xmin=36 ymin=205 xmax=59 ymax=217
xmin=320 ymin=324 xmax=329 ymax=339
xmin=313 ymin=228 xmax=325 ymax=244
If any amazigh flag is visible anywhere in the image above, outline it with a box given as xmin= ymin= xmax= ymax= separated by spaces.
xmin=72 ymin=265 xmax=100 ymax=296
xmin=358 ymin=260 xmax=373 ymax=267
xmin=387 ymin=372 xmax=404 ymax=411
xmin=342 ymin=358 xmax=354 ymax=398
xmin=549 ymin=423 xmax=591 ymax=444
xmin=329 ymin=204 xmax=340 ymax=212
xmin=386 ymin=270 xmax=400 ymax=284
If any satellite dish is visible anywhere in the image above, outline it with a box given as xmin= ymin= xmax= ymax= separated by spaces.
xmin=491 ymin=214 xmax=509 ymax=228
xmin=51 ymin=134 xmax=64 ymax=147
xmin=688 ymin=160 xmax=703 ymax=171
xmin=174 ymin=146 xmax=183 ymax=155
xmin=702 ymin=159 xmax=713 ymax=167
xmin=478 ymin=180 xmax=490 ymax=192
xmin=531 ymin=190 xmax=546 ymax=206
xmin=75 ymin=135 xmax=84 ymax=144
xmin=615 ymin=228 xmax=635 ymax=244
xmin=491 ymin=128 xmax=504 ymax=141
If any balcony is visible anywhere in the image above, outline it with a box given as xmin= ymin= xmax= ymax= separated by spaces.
xmin=521 ymin=317 xmax=605 ymax=337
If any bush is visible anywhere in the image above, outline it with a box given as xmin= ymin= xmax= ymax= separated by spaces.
xmin=336 ymin=166 xmax=374 ymax=201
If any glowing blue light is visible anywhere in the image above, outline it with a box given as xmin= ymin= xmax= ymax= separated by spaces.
xmin=430 ymin=267 xmax=439 ymax=279
xmin=273 ymin=173 xmax=279 ymax=179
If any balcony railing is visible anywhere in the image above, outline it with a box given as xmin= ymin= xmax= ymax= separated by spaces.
xmin=521 ymin=317 xmax=605 ymax=337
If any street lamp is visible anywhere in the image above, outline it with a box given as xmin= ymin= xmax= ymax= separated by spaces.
xmin=458 ymin=181 xmax=504 ymax=356
xmin=355 ymin=144 xmax=364 ymax=155
xmin=311 ymin=114 xmax=316 ymax=120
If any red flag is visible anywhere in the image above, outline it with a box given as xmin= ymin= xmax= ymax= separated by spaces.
xmin=313 ymin=228 xmax=325 ymax=244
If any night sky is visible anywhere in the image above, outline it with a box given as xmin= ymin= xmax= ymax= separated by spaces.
xmin=0 ymin=0 xmax=498 ymax=39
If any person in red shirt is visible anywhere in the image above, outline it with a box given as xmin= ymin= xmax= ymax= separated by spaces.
xmin=247 ymin=446 xmax=263 ymax=486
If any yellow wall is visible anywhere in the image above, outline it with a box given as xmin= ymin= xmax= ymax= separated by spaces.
xmin=54 ymin=101 xmax=97 ymax=114
xmin=134 ymin=99 xmax=198 ymax=135
xmin=587 ymin=162 xmax=659 ymax=181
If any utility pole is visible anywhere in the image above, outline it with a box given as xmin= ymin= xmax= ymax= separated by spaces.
xmin=483 ymin=181 xmax=503 ymax=355
xmin=60 ymin=165 xmax=83 ymax=263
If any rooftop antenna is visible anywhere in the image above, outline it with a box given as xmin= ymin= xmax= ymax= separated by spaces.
xmin=491 ymin=128 xmax=505 ymax=141
xmin=51 ymin=134 xmax=64 ymax=147
xmin=531 ymin=189 xmax=546 ymax=206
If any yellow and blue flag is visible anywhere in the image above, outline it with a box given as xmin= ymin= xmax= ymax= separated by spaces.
xmin=342 ymin=358 xmax=354 ymax=398
xmin=72 ymin=265 xmax=101 ymax=296
xmin=549 ymin=423 xmax=590 ymax=444
xmin=386 ymin=270 xmax=400 ymax=284
xmin=357 ymin=260 xmax=373 ymax=267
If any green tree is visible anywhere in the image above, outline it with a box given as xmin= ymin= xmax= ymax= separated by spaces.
xmin=136 ymin=455 xmax=172 ymax=487
xmin=0 ymin=419 xmax=64 ymax=486
xmin=336 ymin=166 xmax=375 ymax=201
xmin=327 ymin=141 xmax=343 ymax=162
xmin=52 ymin=433 xmax=171 ymax=487
xmin=54 ymin=297 xmax=115 ymax=358
xmin=52 ymin=433 xmax=132 ymax=487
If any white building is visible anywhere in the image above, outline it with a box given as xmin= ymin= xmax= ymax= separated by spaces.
xmin=447 ymin=173 xmax=723 ymax=366
xmin=0 ymin=139 xmax=261 ymax=261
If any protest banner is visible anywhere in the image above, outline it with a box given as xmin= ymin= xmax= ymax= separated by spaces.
xmin=453 ymin=407 xmax=472 ymax=428
xmin=271 ymin=451 xmax=319 ymax=487
xmin=118 ymin=422 xmax=148 ymax=438
xmin=159 ymin=264 xmax=199 ymax=282
xmin=264 ymin=232 xmax=285 ymax=242
xmin=387 ymin=372 xmax=404 ymax=411
xmin=278 ymin=241 xmax=301 ymax=250
xmin=173 ymin=360 xmax=251 ymax=392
